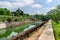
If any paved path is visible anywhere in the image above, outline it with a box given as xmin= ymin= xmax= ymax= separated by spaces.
xmin=38 ymin=20 xmax=55 ymax=40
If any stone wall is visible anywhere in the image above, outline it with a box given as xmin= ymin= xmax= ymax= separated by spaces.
xmin=0 ymin=20 xmax=35 ymax=29
xmin=0 ymin=22 xmax=6 ymax=29
xmin=6 ymin=20 xmax=35 ymax=28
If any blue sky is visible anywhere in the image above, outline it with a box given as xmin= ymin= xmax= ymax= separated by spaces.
xmin=0 ymin=0 xmax=60 ymax=15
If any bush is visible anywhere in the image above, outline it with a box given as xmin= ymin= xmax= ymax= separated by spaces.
xmin=7 ymin=17 xmax=12 ymax=22
xmin=14 ymin=18 xmax=19 ymax=21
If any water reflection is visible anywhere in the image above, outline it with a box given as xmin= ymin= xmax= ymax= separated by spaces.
xmin=0 ymin=37 xmax=7 ymax=40
xmin=7 ymin=32 xmax=18 ymax=39
xmin=0 ymin=29 xmax=6 ymax=34
xmin=24 ymin=25 xmax=36 ymax=31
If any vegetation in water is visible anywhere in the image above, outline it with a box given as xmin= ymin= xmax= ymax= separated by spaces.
xmin=0 ymin=23 xmax=33 ymax=38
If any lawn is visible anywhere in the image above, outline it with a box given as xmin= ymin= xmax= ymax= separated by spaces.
xmin=52 ymin=21 xmax=60 ymax=40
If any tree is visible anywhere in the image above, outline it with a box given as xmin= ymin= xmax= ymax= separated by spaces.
xmin=16 ymin=8 xmax=24 ymax=15
xmin=14 ymin=11 xmax=19 ymax=16
xmin=14 ymin=8 xmax=24 ymax=16
xmin=0 ymin=8 xmax=12 ymax=15
xmin=34 ymin=14 xmax=41 ymax=20
xmin=47 ymin=5 xmax=60 ymax=24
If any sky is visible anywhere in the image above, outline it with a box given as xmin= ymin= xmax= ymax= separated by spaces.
xmin=0 ymin=0 xmax=60 ymax=15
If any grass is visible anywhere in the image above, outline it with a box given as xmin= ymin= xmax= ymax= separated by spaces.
xmin=52 ymin=21 xmax=60 ymax=40
xmin=0 ymin=23 xmax=33 ymax=38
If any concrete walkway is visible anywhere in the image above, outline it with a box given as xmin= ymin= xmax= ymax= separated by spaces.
xmin=38 ymin=20 xmax=55 ymax=40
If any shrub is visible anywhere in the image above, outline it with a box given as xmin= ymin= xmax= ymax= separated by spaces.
xmin=14 ymin=18 xmax=19 ymax=21
xmin=7 ymin=17 xmax=12 ymax=22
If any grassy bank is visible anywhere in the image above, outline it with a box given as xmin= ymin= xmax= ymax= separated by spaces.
xmin=52 ymin=21 xmax=60 ymax=40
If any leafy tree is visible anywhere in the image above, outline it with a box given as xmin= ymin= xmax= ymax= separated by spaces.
xmin=14 ymin=11 xmax=19 ymax=16
xmin=17 ymin=8 xmax=24 ymax=15
xmin=0 ymin=8 xmax=12 ymax=15
xmin=34 ymin=14 xmax=41 ymax=20
xmin=47 ymin=5 xmax=60 ymax=24
xmin=14 ymin=8 xmax=24 ymax=16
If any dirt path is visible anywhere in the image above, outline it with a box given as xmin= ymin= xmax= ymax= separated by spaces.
xmin=24 ymin=21 xmax=48 ymax=40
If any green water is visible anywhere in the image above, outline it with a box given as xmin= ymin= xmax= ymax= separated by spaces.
xmin=0 ymin=21 xmax=43 ymax=40
xmin=0 ymin=23 xmax=32 ymax=40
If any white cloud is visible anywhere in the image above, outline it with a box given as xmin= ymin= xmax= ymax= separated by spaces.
xmin=46 ymin=7 xmax=56 ymax=12
xmin=0 ymin=0 xmax=34 ymax=10
xmin=40 ymin=7 xmax=56 ymax=14
xmin=32 ymin=4 xmax=42 ymax=8
xmin=0 ymin=2 xmax=11 ymax=8
xmin=22 ymin=0 xmax=34 ymax=5
xmin=34 ymin=10 xmax=41 ymax=14
xmin=50 ymin=7 xmax=56 ymax=10
xmin=45 ymin=7 xmax=56 ymax=12
xmin=46 ymin=0 xmax=52 ymax=3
